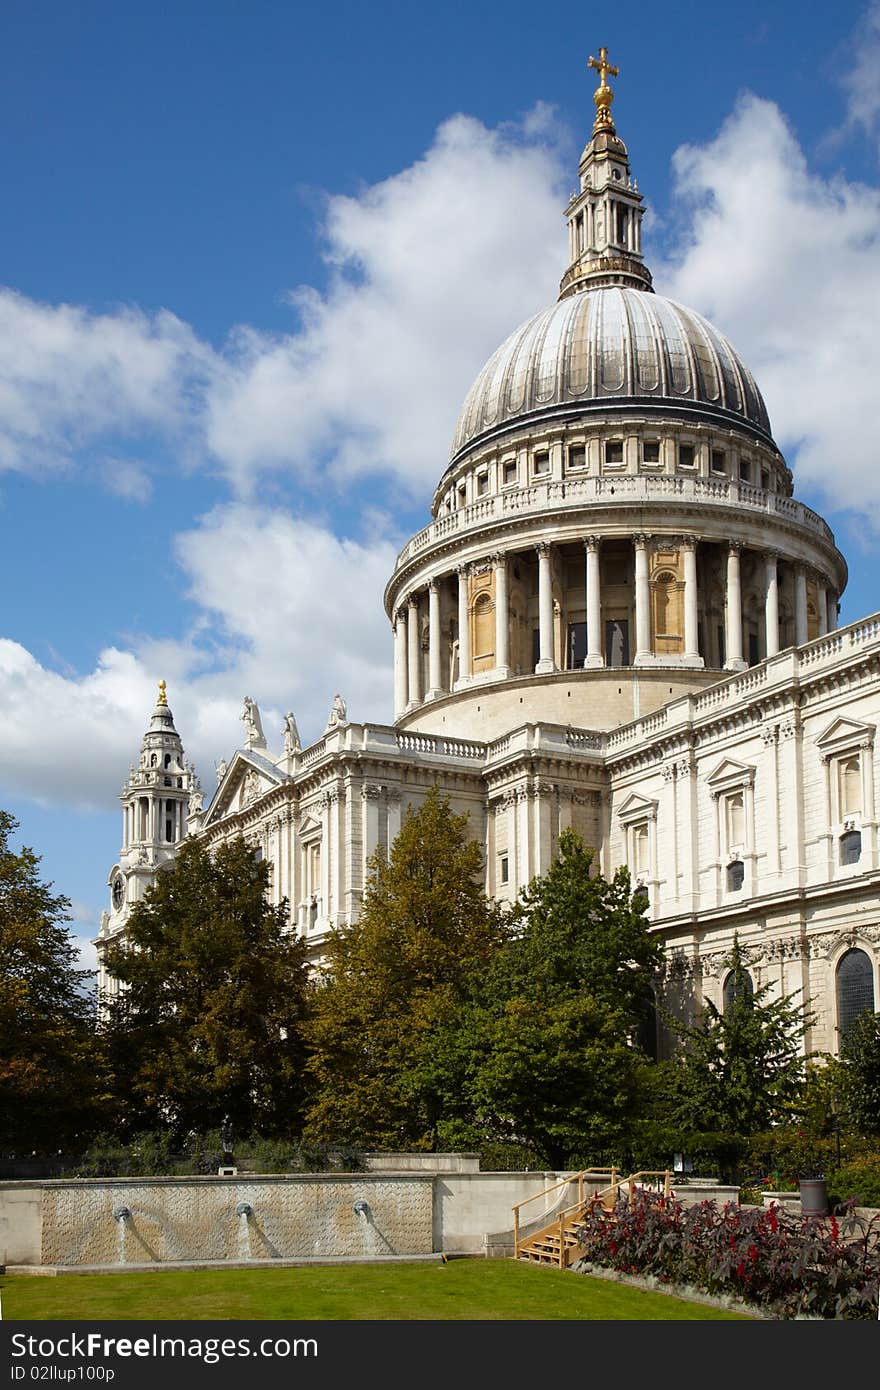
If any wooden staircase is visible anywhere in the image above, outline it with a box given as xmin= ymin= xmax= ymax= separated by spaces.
xmin=513 ymin=1168 xmax=672 ymax=1269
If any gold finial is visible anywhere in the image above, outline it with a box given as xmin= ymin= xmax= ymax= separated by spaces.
xmin=157 ymin=679 xmax=167 ymax=706
xmin=588 ymin=46 xmax=619 ymax=132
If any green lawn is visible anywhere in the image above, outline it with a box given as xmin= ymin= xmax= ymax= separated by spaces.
xmin=1 ymin=1259 xmax=752 ymax=1320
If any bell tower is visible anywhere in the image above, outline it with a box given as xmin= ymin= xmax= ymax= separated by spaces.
xmin=96 ymin=682 xmax=198 ymax=998
xmin=559 ymin=47 xmax=652 ymax=299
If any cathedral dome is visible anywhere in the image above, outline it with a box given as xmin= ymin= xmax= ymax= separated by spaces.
xmin=450 ymin=286 xmax=772 ymax=463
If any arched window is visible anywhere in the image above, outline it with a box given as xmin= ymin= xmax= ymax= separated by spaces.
xmin=727 ymin=859 xmax=745 ymax=892
xmin=636 ymin=991 xmax=659 ymax=1061
xmin=836 ymin=948 xmax=875 ymax=1038
xmin=164 ymin=754 xmax=172 ymax=769
xmin=150 ymin=754 xmax=158 ymax=767
xmin=723 ymin=968 xmax=754 ymax=1013
xmin=840 ymin=829 xmax=862 ymax=865
xmin=472 ymin=592 xmax=495 ymax=663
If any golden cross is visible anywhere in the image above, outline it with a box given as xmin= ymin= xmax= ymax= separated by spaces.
xmin=157 ymin=679 xmax=167 ymax=706
xmin=588 ymin=47 xmax=618 ymax=90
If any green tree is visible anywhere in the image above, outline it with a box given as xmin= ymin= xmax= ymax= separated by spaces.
xmin=442 ymin=830 xmax=664 ymax=1168
xmin=835 ymin=1010 xmax=880 ymax=1135
xmin=103 ymin=836 xmax=310 ymax=1141
xmin=658 ymin=936 xmax=810 ymax=1137
xmin=0 ymin=810 xmax=105 ymax=1153
xmin=303 ymin=787 xmax=509 ymax=1150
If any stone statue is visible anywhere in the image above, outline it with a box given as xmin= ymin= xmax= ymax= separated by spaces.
xmin=282 ymin=711 xmax=301 ymax=755
xmin=325 ymin=693 xmax=348 ymax=731
xmin=187 ymin=767 xmax=204 ymax=816
xmin=215 ymin=758 xmax=228 ymax=785
xmin=220 ymin=1115 xmax=234 ymax=1164
xmin=241 ymin=695 xmax=267 ymax=748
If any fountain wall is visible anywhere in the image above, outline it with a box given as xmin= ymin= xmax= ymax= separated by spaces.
xmin=0 ymin=1170 xmax=577 ymax=1268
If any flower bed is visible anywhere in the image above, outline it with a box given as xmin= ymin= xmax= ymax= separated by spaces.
xmin=573 ymin=1189 xmax=880 ymax=1319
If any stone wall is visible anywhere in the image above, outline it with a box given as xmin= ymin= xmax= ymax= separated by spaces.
xmin=2 ymin=1176 xmax=434 ymax=1268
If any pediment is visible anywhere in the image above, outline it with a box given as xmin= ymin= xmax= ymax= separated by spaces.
xmin=616 ymin=791 xmax=657 ymax=824
xmin=706 ymin=757 xmax=755 ymax=791
xmin=203 ymin=750 xmax=288 ymax=825
xmin=815 ymin=717 xmax=874 ymax=754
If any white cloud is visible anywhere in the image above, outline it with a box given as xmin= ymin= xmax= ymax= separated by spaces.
xmin=0 ymin=508 xmax=398 ymax=810
xmin=841 ymin=0 xmax=880 ymax=143
xmin=101 ymin=458 xmax=153 ymax=503
xmin=0 ymin=292 xmax=211 ymax=477
xmin=203 ymin=112 xmax=567 ymax=495
xmin=655 ymin=93 xmax=880 ymax=526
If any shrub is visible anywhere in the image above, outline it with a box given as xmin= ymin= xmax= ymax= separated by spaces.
xmin=574 ymin=1188 xmax=880 ymax=1319
xmin=829 ymin=1156 xmax=880 ymax=1210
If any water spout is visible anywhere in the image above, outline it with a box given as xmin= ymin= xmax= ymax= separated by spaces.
xmin=353 ymin=1200 xmax=369 ymax=1216
xmin=235 ymin=1203 xmax=253 ymax=1217
xmin=113 ymin=1206 xmax=131 ymax=1221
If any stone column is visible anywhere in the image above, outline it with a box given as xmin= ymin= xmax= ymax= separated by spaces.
xmin=725 ymin=542 xmax=746 ymax=670
xmin=407 ymin=595 xmax=421 ymax=706
xmin=535 ymin=543 xmax=556 ymax=673
xmin=393 ymin=610 xmax=408 ymax=718
xmin=427 ymin=580 xmax=443 ymax=699
xmin=765 ymin=553 xmax=779 ymax=658
xmin=682 ymin=537 xmax=701 ymax=664
xmin=823 ymin=589 xmax=839 ymax=633
xmin=456 ymin=565 xmax=471 ymax=685
xmin=584 ymin=537 xmax=603 ymax=668
xmin=795 ymin=566 xmax=808 ymax=646
xmin=817 ymin=579 xmax=828 ymax=637
xmin=494 ymin=553 xmax=510 ymax=677
xmin=634 ymin=535 xmax=652 ymax=664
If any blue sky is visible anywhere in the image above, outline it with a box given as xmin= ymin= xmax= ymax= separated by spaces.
xmin=1 ymin=0 xmax=879 ymax=969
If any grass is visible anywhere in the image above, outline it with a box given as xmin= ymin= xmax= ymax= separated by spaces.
xmin=1 ymin=1259 xmax=752 ymax=1321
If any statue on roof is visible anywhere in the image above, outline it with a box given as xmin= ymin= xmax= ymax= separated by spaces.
xmin=324 ymin=693 xmax=348 ymax=732
xmin=282 ymin=711 xmax=301 ymax=756
xmin=241 ymin=695 xmax=267 ymax=749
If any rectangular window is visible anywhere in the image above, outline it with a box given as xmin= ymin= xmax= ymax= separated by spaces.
xmin=568 ymin=445 xmax=586 ymax=471
xmin=476 ymin=472 xmax=489 ymax=495
xmin=605 ymin=440 xmax=624 ymax=465
xmin=761 ymin=468 xmax=770 ymax=490
xmin=838 ymin=755 xmax=862 ymax=820
xmin=678 ymin=443 xmax=695 ymax=468
xmin=567 ymin=621 xmax=587 ymax=669
xmin=642 ymin=440 xmax=660 ymax=464
xmin=748 ymin=632 xmax=760 ymax=667
xmin=532 ymin=628 xmax=541 ymax=669
xmin=633 ymin=822 xmax=650 ymax=877
xmin=533 ymin=451 xmax=550 ymax=475
xmin=616 ymin=205 xmax=628 ymax=245
xmin=739 ymin=458 xmax=751 ymax=482
xmin=499 ymin=855 xmax=509 ymax=885
xmin=457 ymin=485 xmax=466 ymax=508
xmin=725 ymin=792 xmax=745 ymax=850
xmin=165 ymin=818 xmax=173 ymax=842
xmin=711 ymin=449 xmax=726 ymax=473
xmin=503 ymin=460 xmax=518 ymax=485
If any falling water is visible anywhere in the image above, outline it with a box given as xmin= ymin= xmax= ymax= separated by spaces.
xmin=353 ymin=1199 xmax=382 ymax=1255
xmin=113 ymin=1207 xmax=131 ymax=1265
xmin=235 ymin=1203 xmax=253 ymax=1260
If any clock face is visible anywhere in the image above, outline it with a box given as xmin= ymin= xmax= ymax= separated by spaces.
xmin=112 ymin=876 xmax=125 ymax=910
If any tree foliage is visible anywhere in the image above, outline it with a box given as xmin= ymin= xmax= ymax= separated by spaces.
xmin=303 ymin=787 xmax=509 ymax=1149
xmin=0 ymin=810 xmax=104 ymax=1152
xmin=835 ymin=1010 xmax=880 ymax=1135
xmin=439 ymin=831 xmax=663 ymax=1167
xmin=657 ymin=936 xmax=811 ymax=1137
xmin=102 ymin=836 xmax=310 ymax=1141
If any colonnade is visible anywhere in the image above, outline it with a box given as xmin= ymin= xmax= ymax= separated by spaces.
xmin=392 ymin=536 xmax=837 ymax=717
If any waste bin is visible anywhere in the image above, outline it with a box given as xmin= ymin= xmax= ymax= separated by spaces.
xmin=798 ymin=1177 xmax=829 ymax=1216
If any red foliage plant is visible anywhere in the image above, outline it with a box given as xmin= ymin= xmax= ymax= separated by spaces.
xmin=574 ymin=1189 xmax=880 ymax=1320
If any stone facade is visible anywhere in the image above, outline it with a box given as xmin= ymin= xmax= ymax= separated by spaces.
xmin=96 ymin=57 xmax=878 ymax=1060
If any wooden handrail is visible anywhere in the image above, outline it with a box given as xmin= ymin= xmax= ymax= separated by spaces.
xmin=513 ymin=1167 xmax=675 ymax=1263
xmin=510 ymin=1167 xmax=617 ymax=1219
